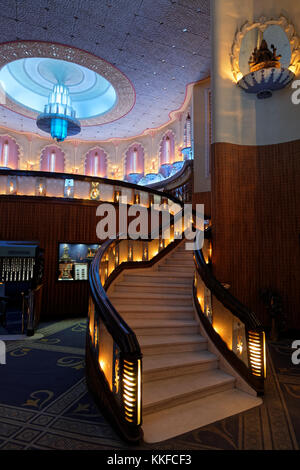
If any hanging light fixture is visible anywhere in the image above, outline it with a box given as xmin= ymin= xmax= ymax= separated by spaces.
xmin=36 ymin=84 xmax=80 ymax=142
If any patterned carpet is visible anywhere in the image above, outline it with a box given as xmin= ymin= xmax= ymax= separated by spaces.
xmin=0 ymin=318 xmax=299 ymax=450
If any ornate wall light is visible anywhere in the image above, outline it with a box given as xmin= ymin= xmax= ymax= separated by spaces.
xmin=231 ymin=16 xmax=300 ymax=99
xmin=238 ymin=38 xmax=294 ymax=99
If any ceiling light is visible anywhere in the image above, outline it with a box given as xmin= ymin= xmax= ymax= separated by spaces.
xmin=182 ymin=28 xmax=188 ymax=32
xmin=37 ymin=84 xmax=80 ymax=142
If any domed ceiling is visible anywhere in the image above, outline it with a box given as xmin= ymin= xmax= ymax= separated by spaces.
xmin=0 ymin=0 xmax=210 ymax=141
xmin=1 ymin=57 xmax=117 ymax=119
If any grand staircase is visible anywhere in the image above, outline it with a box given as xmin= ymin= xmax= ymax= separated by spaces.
xmin=108 ymin=243 xmax=262 ymax=443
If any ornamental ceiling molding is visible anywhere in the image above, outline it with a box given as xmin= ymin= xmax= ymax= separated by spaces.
xmin=230 ymin=15 xmax=300 ymax=82
xmin=0 ymin=41 xmax=135 ymax=126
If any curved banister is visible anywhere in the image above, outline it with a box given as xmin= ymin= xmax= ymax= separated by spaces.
xmin=194 ymin=248 xmax=263 ymax=331
xmin=89 ymin=239 xmax=141 ymax=355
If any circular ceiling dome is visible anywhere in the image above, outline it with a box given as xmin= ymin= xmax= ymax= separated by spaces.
xmin=0 ymin=57 xmax=117 ymax=119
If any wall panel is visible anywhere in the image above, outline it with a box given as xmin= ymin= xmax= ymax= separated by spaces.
xmin=212 ymin=140 xmax=300 ymax=329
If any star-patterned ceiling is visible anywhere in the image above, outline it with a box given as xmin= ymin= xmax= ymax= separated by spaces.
xmin=0 ymin=0 xmax=210 ymax=141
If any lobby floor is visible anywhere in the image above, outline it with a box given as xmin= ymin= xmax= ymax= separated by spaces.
xmin=0 ymin=318 xmax=299 ymax=450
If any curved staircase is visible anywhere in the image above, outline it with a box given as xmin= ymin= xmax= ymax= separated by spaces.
xmin=107 ymin=243 xmax=262 ymax=443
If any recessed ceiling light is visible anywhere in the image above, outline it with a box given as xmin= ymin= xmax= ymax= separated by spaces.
xmin=161 ymin=59 xmax=166 ymax=63
xmin=182 ymin=28 xmax=188 ymax=32
xmin=153 ymin=72 xmax=157 ymax=75
xmin=182 ymin=65 xmax=185 ymax=68
xmin=172 ymin=45 xmax=176 ymax=48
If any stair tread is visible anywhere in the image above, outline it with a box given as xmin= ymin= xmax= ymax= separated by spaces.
xmin=115 ymin=305 xmax=194 ymax=312
xmin=139 ymin=334 xmax=206 ymax=347
xmin=127 ymin=319 xmax=198 ymax=327
xmin=125 ymin=271 xmax=193 ymax=278
xmin=110 ymin=292 xmax=192 ymax=300
xmin=142 ymin=389 xmax=262 ymax=443
xmin=143 ymin=350 xmax=217 ymax=373
xmin=143 ymin=369 xmax=235 ymax=408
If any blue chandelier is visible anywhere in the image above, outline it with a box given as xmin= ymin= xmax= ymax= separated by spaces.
xmin=37 ymin=84 xmax=80 ymax=142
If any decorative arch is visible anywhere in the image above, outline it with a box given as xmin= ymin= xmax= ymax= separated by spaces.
xmin=84 ymin=147 xmax=108 ymax=177
xmin=0 ymin=135 xmax=20 ymax=169
xmin=40 ymin=145 xmax=65 ymax=173
xmin=159 ymin=130 xmax=175 ymax=167
xmin=124 ymin=143 xmax=145 ymax=177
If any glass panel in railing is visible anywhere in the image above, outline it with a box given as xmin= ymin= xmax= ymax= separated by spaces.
xmin=118 ymin=240 xmax=129 ymax=265
xmin=17 ymin=176 xmax=36 ymax=196
xmin=100 ymin=256 xmax=109 ymax=284
xmin=35 ymin=178 xmax=46 ymax=196
xmin=195 ymin=272 xmax=213 ymax=324
xmin=131 ymin=240 xmax=143 ymax=262
xmin=88 ymin=295 xmax=95 ymax=341
xmin=0 ymin=175 xmax=6 ymax=194
xmin=64 ymin=179 xmax=74 ymax=198
xmin=211 ymin=294 xmax=248 ymax=367
xmin=98 ymin=318 xmax=114 ymax=391
xmin=107 ymin=243 xmax=116 ymax=277
xmin=100 ymin=183 xmax=114 ymax=202
xmin=121 ymin=187 xmax=133 ymax=205
xmin=139 ymin=191 xmax=149 ymax=207
xmin=202 ymin=239 xmax=212 ymax=264
xmin=148 ymin=239 xmax=159 ymax=259
xmin=7 ymin=175 xmax=17 ymax=195
xmin=74 ymin=180 xmax=90 ymax=199
xmin=46 ymin=178 xmax=64 ymax=197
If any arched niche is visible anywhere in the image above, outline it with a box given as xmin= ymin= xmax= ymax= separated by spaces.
xmin=159 ymin=131 xmax=175 ymax=167
xmin=0 ymin=135 xmax=20 ymax=169
xmin=84 ymin=147 xmax=107 ymax=177
xmin=40 ymin=145 xmax=65 ymax=173
xmin=124 ymin=143 xmax=145 ymax=177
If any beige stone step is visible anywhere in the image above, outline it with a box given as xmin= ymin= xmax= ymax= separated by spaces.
xmin=122 ymin=309 xmax=194 ymax=321
xmin=124 ymin=271 xmax=193 ymax=281
xmin=158 ymin=265 xmax=194 ymax=272
xmin=126 ymin=319 xmax=199 ymax=336
xmin=113 ymin=304 xmax=194 ymax=313
xmin=143 ymin=369 xmax=235 ymax=415
xmin=142 ymin=389 xmax=262 ymax=443
xmin=143 ymin=350 xmax=218 ymax=382
xmin=113 ymin=283 xmax=191 ymax=294
xmin=111 ymin=295 xmax=192 ymax=306
xmin=109 ymin=291 xmax=192 ymax=301
xmin=139 ymin=334 xmax=207 ymax=355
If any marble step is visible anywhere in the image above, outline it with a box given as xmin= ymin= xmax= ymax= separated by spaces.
xmin=138 ymin=334 xmax=207 ymax=355
xmin=158 ymin=265 xmax=195 ymax=272
xmin=142 ymin=389 xmax=263 ymax=443
xmin=143 ymin=369 xmax=235 ymax=415
xmin=113 ymin=282 xmax=192 ymax=294
xmin=124 ymin=271 xmax=193 ymax=280
xmin=113 ymin=304 xmax=194 ymax=313
xmin=110 ymin=294 xmax=192 ymax=306
xmin=143 ymin=350 xmax=218 ymax=383
xmin=125 ymin=319 xmax=199 ymax=336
